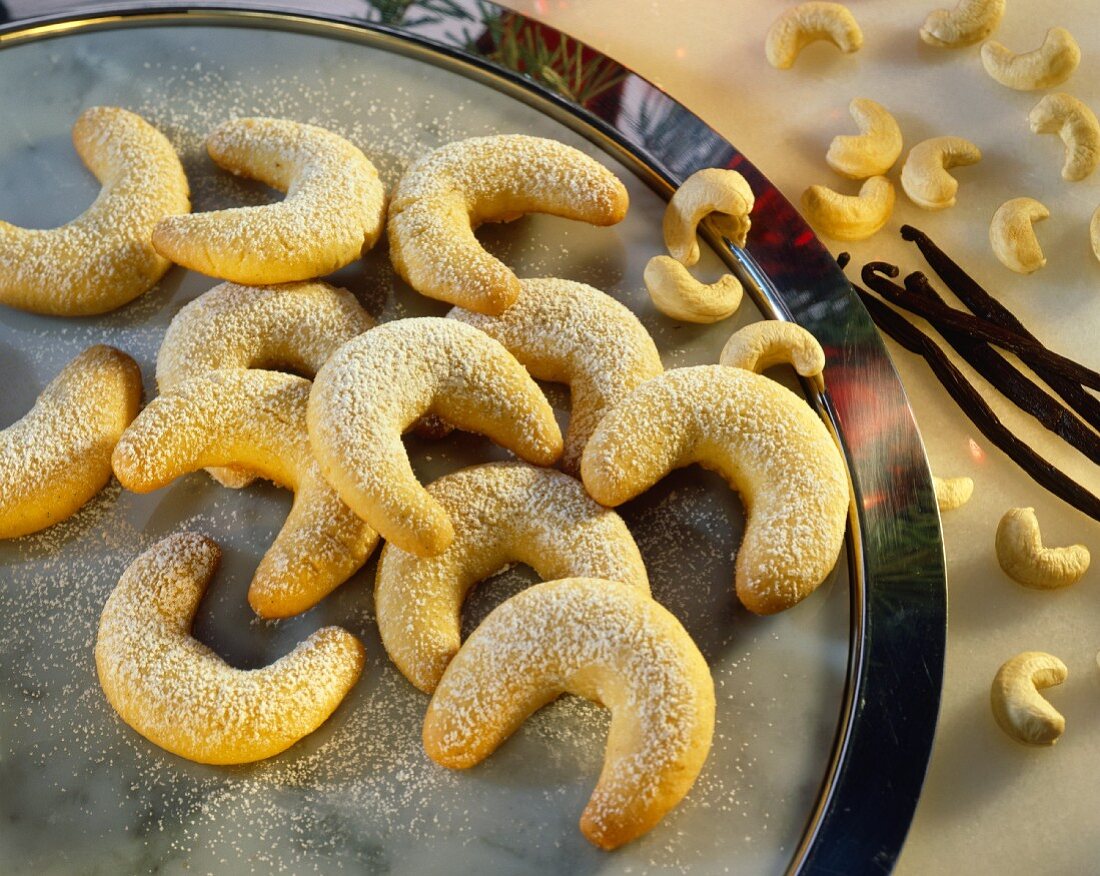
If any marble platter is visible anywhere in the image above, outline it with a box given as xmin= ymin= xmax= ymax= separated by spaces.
xmin=0 ymin=5 xmax=945 ymax=874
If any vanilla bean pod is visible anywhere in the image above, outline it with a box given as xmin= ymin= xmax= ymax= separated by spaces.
xmin=906 ymin=270 xmax=1100 ymax=464
xmin=854 ymin=284 xmax=1100 ymax=522
xmin=899 ymin=224 xmax=1100 ymax=432
xmin=860 ymin=264 xmax=1100 ymax=465
xmin=859 ymin=262 xmax=1100 ymax=391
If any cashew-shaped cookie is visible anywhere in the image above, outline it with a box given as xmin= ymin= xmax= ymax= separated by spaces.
xmin=424 ymin=578 xmax=715 ymax=850
xmin=663 ymin=168 xmax=754 ymax=266
xmin=801 ymin=176 xmax=895 ymax=240
xmin=932 ymin=475 xmax=974 ymax=511
xmin=96 ymin=533 xmax=365 ymax=764
xmin=981 ymin=27 xmax=1080 ymax=91
xmin=826 ymin=98 xmax=904 ymax=179
xmin=765 ymin=2 xmax=863 ymax=70
xmin=719 ymin=321 xmax=826 ymax=394
xmin=376 ymin=462 xmax=650 ymax=693
xmin=0 ymin=106 xmax=189 ymax=316
xmin=643 ymin=256 xmax=744 ymax=324
xmin=387 ymin=135 xmax=628 ymax=314
xmin=990 ymin=651 xmax=1067 ymax=746
xmin=989 ymin=198 xmax=1049 ymax=274
xmin=448 ymin=278 xmax=662 ymax=474
xmin=152 ymin=118 xmax=386 ymax=284
xmin=900 ymin=136 xmax=982 ymax=210
xmin=581 ymin=366 xmax=849 ymax=614
xmin=919 ymin=0 xmax=1004 ymax=48
xmin=995 ymin=507 xmax=1089 ymax=589
xmin=308 ymin=318 xmax=563 ymax=557
xmin=112 ymin=371 xmax=379 ymax=618
xmin=1029 ymin=93 xmax=1100 ymax=182
xmin=1 ymin=346 xmax=141 ymax=539
xmin=157 ymin=279 xmax=375 ymax=488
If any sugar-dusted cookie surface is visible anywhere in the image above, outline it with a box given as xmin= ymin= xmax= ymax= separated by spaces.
xmin=156 ymin=279 xmax=375 ymax=488
xmin=376 ymin=461 xmax=649 ymax=693
xmin=307 ymin=317 xmax=563 ymax=557
xmin=96 ymin=533 xmax=365 ymax=765
xmin=424 ymin=578 xmax=715 ymax=850
xmin=153 ymin=117 xmax=385 ymax=284
xmin=0 ymin=106 xmax=189 ymax=316
xmin=0 ymin=345 xmax=142 ymax=539
xmin=157 ymin=280 xmax=374 ymax=391
xmin=449 ymin=278 xmax=662 ymax=473
xmin=112 ymin=371 xmax=378 ymax=618
xmin=582 ymin=365 xmax=849 ymax=614
xmin=388 ymin=135 xmax=628 ymax=314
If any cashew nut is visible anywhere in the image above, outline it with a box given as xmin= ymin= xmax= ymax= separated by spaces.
xmin=800 ymin=176 xmax=895 ymax=241
xmin=919 ymin=0 xmax=1005 ymax=48
xmin=826 ymin=98 xmax=904 ymax=179
xmin=989 ymin=198 xmax=1050 ymax=274
xmin=644 ymin=256 xmax=743 ymax=324
xmin=1028 ymin=93 xmax=1100 ymax=182
xmin=990 ymin=651 xmax=1067 ymax=746
xmin=765 ymin=2 xmax=863 ymax=70
xmin=981 ymin=27 xmax=1081 ymax=91
xmin=900 ymin=136 xmax=981 ymax=210
xmin=664 ymin=169 xmax=754 ymax=267
xmin=996 ymin=507 xmax=1090 ymax=589
xmin=719 ymin=321 xmax=826 ymax=393
xmin=932 ymin=475 xmax=973 ymax=511
xmin=1091 ymin=205 xmax=1100 ymax=265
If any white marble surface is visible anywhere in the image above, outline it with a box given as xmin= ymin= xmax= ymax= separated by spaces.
xmin=0 ymin=17 xmax=852 ymax=876
xmin=489 ymin=0 xmax=1100 ymax=873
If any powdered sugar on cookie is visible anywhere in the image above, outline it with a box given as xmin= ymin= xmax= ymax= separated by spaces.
xmin=307 ymin=317 xmax=563 ymax=557
xmin=582 ymin=366 xmax=849 ymax=614
xmin=424 ymin=578 xmax=715 ymax=850
xmin=388 ymin=135 xmax=628 ymax=314
xmin=112 ymin=371 xmax=378 ymax=618
xmin=376 ymin=461 xmax=649 ymax=692
xmin=0 ymin=106 xmax=189 ymax=316
xmin=152 ymin=117 xmax=385 ymax=284
xmin=95 ymin=532 xmax=364 ymax=764
xmin=449 ymin=277 xmax=662 ymax=473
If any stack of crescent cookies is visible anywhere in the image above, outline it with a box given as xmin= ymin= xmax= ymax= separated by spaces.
xmin=0 ymin=107 xmax=850 ymax=850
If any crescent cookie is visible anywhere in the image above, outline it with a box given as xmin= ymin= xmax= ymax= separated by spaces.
xmin=156 ymin=279 xmax=375 ymax=488
xmin=376 ymin=462 xmax=650 ymax=693
xmin=0 ymin=106 xmax=189 ymax=316
xmin=152 ymin=118 xmax=386 ymax=284
xmin=112 ymin=371 xmax=378 ymax=619
xmin=387 ymin=135 xmax=629 ymax=314
xmin=307 ymin=318 xmax=563 ymax=557
xmin=424 ymin=578 xmax=715 ymax=850
xmin=96 ymin=533 xmax=365 ymax=764
xmin=581 ymin=366 xmax=848 ymax=615
xmin=1 ymin=346 xmax=141 ymax=539
xmin=448 ymin=278 xmax=663 ymax=474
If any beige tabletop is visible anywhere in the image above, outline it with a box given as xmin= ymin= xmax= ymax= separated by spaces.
xmin=494 ymin=0 xmax=1100 ymax=873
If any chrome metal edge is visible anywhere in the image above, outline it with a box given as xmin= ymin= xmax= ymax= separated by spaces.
xmin=0 ymin=5 xmax=947 ymax=873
